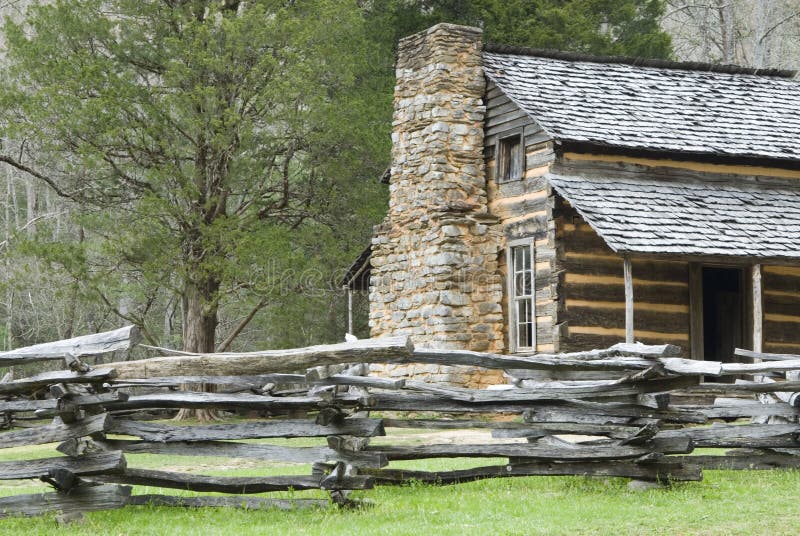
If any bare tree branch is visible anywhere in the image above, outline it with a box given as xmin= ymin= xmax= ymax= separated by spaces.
xmin=0 ymin=154 xmax=74 ymax=199
xmin=215 ymin=298 xmax=267 ymax=352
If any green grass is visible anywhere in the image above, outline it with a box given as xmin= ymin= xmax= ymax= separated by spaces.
xmin=1 ymin=432 xmax=800 ymax=535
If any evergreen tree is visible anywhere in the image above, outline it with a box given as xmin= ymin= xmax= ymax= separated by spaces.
xmin=366 ymin=0 xmax=672 ymax=58
xmin=0 ymin=0 xmax=388 ymax=359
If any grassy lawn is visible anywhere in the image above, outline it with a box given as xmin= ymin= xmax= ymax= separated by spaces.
xmin=0 ymin=432 xmax=799 ymax=535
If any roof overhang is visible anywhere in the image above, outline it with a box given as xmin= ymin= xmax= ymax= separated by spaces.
xmin=547 ymin=172 xmax=800 ymax=262
xmin=341 ymin=245 xmax=371 ymax=291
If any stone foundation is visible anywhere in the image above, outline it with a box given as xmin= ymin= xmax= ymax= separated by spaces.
xmin=369 ymin=24 xmax=505 ymax=386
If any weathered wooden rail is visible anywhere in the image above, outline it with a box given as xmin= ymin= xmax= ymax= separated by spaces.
xmin=2 ymin=328 xmax=800 ymax=519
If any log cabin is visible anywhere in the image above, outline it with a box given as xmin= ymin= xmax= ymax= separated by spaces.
xmin=342 ymin=23 xmax=800 ymax=387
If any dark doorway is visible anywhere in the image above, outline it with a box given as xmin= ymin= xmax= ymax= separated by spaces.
xmin=702 ymin=267 xmax=745 ymax=364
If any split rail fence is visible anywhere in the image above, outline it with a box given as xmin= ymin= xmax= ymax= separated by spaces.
xmin=2 ymin=327 xmax=800 ymax=518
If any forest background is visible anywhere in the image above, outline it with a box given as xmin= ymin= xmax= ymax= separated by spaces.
xmin=0 ymin=0 xmax=797 ymax=358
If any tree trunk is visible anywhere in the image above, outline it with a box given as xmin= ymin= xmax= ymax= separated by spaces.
xmin=174 ymin=276 xmax=222 ymax=422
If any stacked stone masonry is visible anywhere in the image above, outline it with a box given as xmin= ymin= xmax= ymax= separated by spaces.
xmin=369 ymin=24 xmax=505 ymax=387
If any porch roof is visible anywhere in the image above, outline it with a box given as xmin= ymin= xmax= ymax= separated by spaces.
xmin=547 ymin=173 xmax=800 ymax=260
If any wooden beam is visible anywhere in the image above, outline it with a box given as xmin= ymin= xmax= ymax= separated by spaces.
xmin=105 ymin=417 xmax=385 ymax=442
xmin=362 ymin=461 xmax=702 ymax=484
xmin=623 ymin=256 xmax=634 ymax=344
xmin=0 ymin=326 xmax=140 ymax=366
xmin=753 ymin=264 xmax=764 ymax=354
xmin=365 ymin=438 xmax=693 ymax=461
xmin=0 ymin=484 xmax=130 ymax=518
xmin=689 ymin=263 xmax=704 ymax=360
xmin=0 ymin=451 xmax=125 ymax=480
xmin=0 ymin=413 xmax=108 ymax=449
xmin=95 ymin=468 xmax=372 ymax=493
xmin=127 ymin=495 xmax=328 ymax=510
xmin=0 ymin=368 xmax=116 ymax=396
xmin=347 ymin=287 xmax=354 ymax=335
xmin=111 ymin=336 xmax=413 ymax=379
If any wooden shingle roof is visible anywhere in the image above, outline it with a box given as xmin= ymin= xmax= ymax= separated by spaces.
xmin=483 ymin=49 xmax=800 ymax=163
xmin=548 ymin=173 xmax=800 ymax=259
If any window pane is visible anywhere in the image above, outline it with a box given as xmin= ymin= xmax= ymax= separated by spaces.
xmin=499 ymin=134 xmax=522 ymax=182
xmin=510 ymin=242 xmax=535 ymax=350
xmin=509 ymin=137 xmax=521 ymax=178
xmin=514 ymin=246 xmax=524 ymax=271
xmin=517 ymin=300 xmax=532 ymax=348
xmin=518 ymin=299 xmax=528 ymax=322
xmin=523 ymin=320 xmax=533 ymax=348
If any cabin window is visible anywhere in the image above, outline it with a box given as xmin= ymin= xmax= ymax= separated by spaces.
xmin=508 ymin=241 xmax=535 ymax=351
xmin=497 ymin=133 xmax=523 ymax=182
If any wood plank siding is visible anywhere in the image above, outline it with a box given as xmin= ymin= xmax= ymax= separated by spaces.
xmin=554 ymin=202 xmax=691 ymax=355
xmin=484 ymin=81 xmax=557 ymax=353
xmin=483 ymin=88 xmax=800 ymax=359
xmin=763 ymin=265 xmax=800 ymax=354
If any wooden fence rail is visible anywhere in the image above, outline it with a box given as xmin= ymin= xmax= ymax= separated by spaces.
xmin=1 ymin=328 xmax=800 ymax=518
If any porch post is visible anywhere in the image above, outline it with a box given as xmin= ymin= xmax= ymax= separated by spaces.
xmin=345 ymin=286 xmax=354 ymax=335
xmin=752 ymin=264 xmax=763 ymax=353
xmin=623 ymin=256 xmax=634 ymax=344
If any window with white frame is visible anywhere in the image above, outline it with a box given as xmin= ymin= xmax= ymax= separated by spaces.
xmin=508 ymin=240 xmax=535 ymax=351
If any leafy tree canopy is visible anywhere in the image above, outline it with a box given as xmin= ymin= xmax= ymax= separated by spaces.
xmin=367 ymin=0 xmax=672 ymax=58
xmin=0 ymin=0 xmax=389 ymax=351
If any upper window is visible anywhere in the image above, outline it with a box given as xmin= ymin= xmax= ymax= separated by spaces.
xmin=508 ymin=241 xmax=535 ymax=352
xmin=497 ymin=133 xmax=523 ymax=182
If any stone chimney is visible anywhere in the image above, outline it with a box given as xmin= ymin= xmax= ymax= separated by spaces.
xmin=369 ymin=24 xmax=505 ymax=387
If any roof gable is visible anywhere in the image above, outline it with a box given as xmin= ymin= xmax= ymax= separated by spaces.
xmin=483 ymin=50 xmax=800 ymax=163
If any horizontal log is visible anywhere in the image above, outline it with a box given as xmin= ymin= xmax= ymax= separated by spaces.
xmin=0 ymin=484 xmax=130 ymax=518
xmin=109 ymin=337 xmax=696 ymax=381
xmin=688 ymin=381 xmax=800 ymax=397
xmin=366 ymin=439 xmax=692 ymax=462
xmin=674 ymin=401 xmax=800 ymax=420
xmin=564 ymin=280 xmax=690 ymax=306
xmin=381 ymin=419 xmax=564 ymax=431
xmin=564 ymin=307 xmax=689 ymax=337
xmin=719 ymin=359 xmax=800 ymax=374
xmin=95 ymin=468 xmax=372 ymax=493
xmin=0 ymin=368 xmax=116 ymax=396
xmin=414 ymin=342 xmax=682 ymax=372
xmin=69 ymin=391 xmax=129 ymax=407
xmin=0 ymin=413 xmax=108 ymax=449
xmin=316 ymin=375 xmax=405 ymax=390
xmin=0 ymin=326 xmax=139 ymax=366
xmin=0 ymin=398 xmax=56 ymax=413
xmin=106 ymin=392 xmax=364 ymax=411
xmin=404 ymin=376 xmax=699 ymax=403
xmin=362 ymin=394 xmax=707 ymax=419
xmin=525 ymin=400 xmax=708 ymax=424
xmin=106 ymin=417 xmax=385 ymax=441
xmin=560 ymin=334 xmax=690 ymax=356
xmin=658 ymin=424 xmax=800 ymax=448
xmin=110 ymin=374 xmax=307 ymax=389
xmin=735 ymin=348 xmax=800 ymax=362
xmin=111 ymin=336 xmax=413 ymax=379
xmin=99 ymin=439 xmax=387 ymax=468
xmin=362 ymin=460 xmax=701 ymax=484
xmin=491 ymin=422 xmax=639 ymax=439
xmin=0 ymin=450 xmax=125 ymax=480
xmin=671 ymin=453 xmax=800 ymax=470
xmin=127 ymin=494 xmax=328 ymax=510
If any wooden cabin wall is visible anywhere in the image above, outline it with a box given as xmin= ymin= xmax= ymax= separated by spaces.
xmin=762 ymin=265 xmax=800 ymax=354
xmin=484 ymin=81 xmax=558 ymax=353
xmin=554 ymin=201 xmax=691 ymax=356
